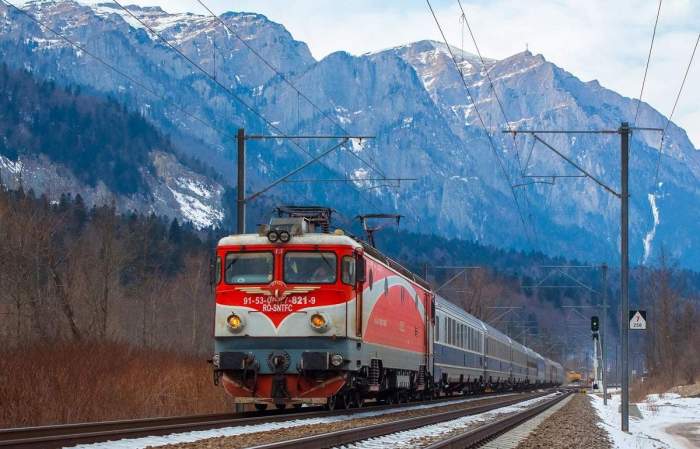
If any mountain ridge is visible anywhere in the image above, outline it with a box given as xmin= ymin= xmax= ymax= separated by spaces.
xmin=2 ymin=0 xmax=699 ymax=267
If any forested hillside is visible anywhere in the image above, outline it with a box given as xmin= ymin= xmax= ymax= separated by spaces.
xmin=0 ymin=64 xmax=226 ymax=227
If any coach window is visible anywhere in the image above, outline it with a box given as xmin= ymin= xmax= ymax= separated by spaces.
xmin=341 ymin=256 xmax=355 ymax=285
xmin=285 ymin=252 xmax=337 ymax=284
xmin=435 ymin=316 xmax=440 ymax=341
xmin=225 ymin=252 xmax=273 ymax=284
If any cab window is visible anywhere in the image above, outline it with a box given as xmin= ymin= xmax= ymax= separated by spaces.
xmin=225 ymin=252 xmax=273 ymax=284
xmin=284 ymin=252 xmax=337 ymax=284
xmin=341 ymin=256 xmax=355 ymax=285
xmin=215 ymin=256 xmax=222 ymax=284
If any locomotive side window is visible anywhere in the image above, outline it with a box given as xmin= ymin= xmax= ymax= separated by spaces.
xmin=225 ymin=252 xmax=273 ymax=284
xmin=215 ymin=256 xmax=222 ymax=285
xmin=284 ymin=252 xmax=337 ymax=284
xmin=341 ymin=256 xmax=356 ymax=285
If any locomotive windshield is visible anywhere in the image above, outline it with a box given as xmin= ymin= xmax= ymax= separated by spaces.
xmin=225 ymin=252 xmax=273 ymax=284
xmin=284 ymin=252 xmax=337 ymax=284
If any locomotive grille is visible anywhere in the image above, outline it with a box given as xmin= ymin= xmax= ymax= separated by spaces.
xmin=301 ymin=351 xmax=329 ymax=370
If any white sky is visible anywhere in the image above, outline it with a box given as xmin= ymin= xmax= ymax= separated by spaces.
xmin=123 ymin=0 xmax=699 ymax=146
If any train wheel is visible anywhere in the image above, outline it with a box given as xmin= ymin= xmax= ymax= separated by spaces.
xmin=353 ymin=391 xmax=364 ymax=408
xmin=391 ymin=391 xmax=400 ymax=404
xmin=275 ymin=403 xmax=287 ymax=410
xmin=326 ymin=395 xmax=337 ymax=411
xmin=254 ymin=403 xmax=268 ymax=412
xmin=339 ymin=391 xmax=350 ymax=409
xmin=293 ymin=403 xmax=303 ymax=410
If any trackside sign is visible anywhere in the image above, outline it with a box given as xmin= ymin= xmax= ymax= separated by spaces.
xmin=629 ymin=310 xmax=647 ymax=330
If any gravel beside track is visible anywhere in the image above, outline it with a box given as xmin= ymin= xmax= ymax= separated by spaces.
xmin=149 ymin=393 xmax=540 ymax=449
xmin=514 ymin=393 xmax=612 ymax=449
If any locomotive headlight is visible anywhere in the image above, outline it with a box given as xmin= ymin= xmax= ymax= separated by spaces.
xmin=330 ymin=353 xmax=344 ymax=367
xmin=309 ymin=313 xmax=329 ymax=332
xmin=267 ymin=230 xmax=279 ymax=243
xmin=226 ymin=313 xmax=244 ymax=332
xmin=278 ymin=230 xmax=291 ymax=243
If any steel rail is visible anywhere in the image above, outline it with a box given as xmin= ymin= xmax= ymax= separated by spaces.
xmin=0 ymin=391 xmax=514 ymax=449
xmin=247 ymin=390 xmax=558 ymax=449
xmin=423 ymin=390 xmax=573 ymax=449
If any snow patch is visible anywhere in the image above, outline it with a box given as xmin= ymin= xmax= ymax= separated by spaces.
xmin=591 ymin=392 xmax=700 ymax=449
xmin=350 ymin=138 xmax=365 ymax=153
xmin=167 ymin=187 xmax=222 ymax=229
xmin=642 ymin=193 xmax=660 ymax=264
xmin=0 ymin=155 xmax=23 ymax=175
xmin=352 ymin=167 xmax=369 ymax=188
xmin=174 ymin=177 xmax=213 ymax=199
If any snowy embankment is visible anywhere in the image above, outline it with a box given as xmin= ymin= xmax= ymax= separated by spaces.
xmin=69 ymin=395 xmax=513 ymax=449
xmin=591 ymin=392 xmax=700 ymax=449
xmin=333 ymin=393 xmax=559 ymax=449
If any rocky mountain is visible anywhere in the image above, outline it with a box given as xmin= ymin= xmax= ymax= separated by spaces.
xmin=1 ymin=0 xmax=699 ymax=267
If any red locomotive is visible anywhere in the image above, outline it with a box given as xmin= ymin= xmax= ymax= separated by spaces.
xmin=211 ymin=207 xmax=563 ymax=410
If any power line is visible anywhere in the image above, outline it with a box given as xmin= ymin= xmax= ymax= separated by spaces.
xmin=653 ymin=32 xmax=699 ymax=188
xmin=196 ymin=0 xmax=387 ymax=179
xmin=456 ymin=0 xmax=512 ymax=136
xmin=0 ymin=0 xmax=240 ymax=143
xmin=426 ymin=0 xmax=534 ymax=247
xmin=111 ymin=0 xmax=298 ymax=149
xmin=456 ymin=0 xmax=540 ymax=248
xmin=111 ymin=0 xmax=391 ymax=206
xmin=4 ymin=0 xmax=387 ymax=213
xmin=633 ymin=0 xmax=663 ymax=126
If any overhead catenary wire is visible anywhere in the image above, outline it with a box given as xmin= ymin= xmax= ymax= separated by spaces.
xmin=3 ymin=0 xmax=386 ymax=212
xmin=426 ymin=0 xmax=534 ymax=248
xmin=0 ymin=0 xmax=241 ymax=144
xmin=196 ymin=0 xmax=388 ymax=180
xmin=110 ymin=0 xmax=312 ymax=154
xmin=456 ymin=0 xmax=512 ymax=136
xmin=110 ymin=0 xmax=390 ymax=208
xmin=456 ymin=0 xmax=541 ymax=247
xmin=652 ymin=32 xmax=699 ymax=189
xmin=633 ymin=0 xmax=663 ymax=127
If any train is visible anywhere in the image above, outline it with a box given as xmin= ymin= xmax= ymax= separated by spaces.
xmin=211 ymin=207 xmax=564 ymax=410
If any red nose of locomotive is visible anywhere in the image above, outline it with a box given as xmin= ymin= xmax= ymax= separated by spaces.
xmin=212 ymin=211 xmax=364 ymax=408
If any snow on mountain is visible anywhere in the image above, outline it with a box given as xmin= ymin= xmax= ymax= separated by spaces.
xmin=1 ymin=1 xmax=699 ymax=267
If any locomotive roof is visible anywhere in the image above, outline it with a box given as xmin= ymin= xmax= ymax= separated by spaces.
xmin=218 ymin=233 xmax=363 ymax=249
xmin=434 ymin=296 xmax=487 ymax=330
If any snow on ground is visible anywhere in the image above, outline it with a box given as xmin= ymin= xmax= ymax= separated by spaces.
xmin=591 ymin=392 xmax=700 ymax=449
xmin=67 ymin=395 xmax=515 ymax=449
xmin=642 ymin=193 xmax=660 ymax=264
xmin=334 ymin=393 xmax=560 ymax=449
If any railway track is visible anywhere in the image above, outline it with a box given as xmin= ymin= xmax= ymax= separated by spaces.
xmin=0 ymin=391 xmax=519 ymax=449
xmin=246 ymin=389 xmax=572 ymax=449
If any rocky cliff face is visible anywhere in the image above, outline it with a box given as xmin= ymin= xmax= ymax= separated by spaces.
xmin=1 ymin=1 xmax=698 ymax=267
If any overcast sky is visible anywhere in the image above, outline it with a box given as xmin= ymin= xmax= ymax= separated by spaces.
xmin=125 ymin=0 xmax=699 ymax=146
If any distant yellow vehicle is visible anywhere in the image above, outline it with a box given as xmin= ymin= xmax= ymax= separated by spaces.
xmin=567 ymin=371 xmax=583 ymax=383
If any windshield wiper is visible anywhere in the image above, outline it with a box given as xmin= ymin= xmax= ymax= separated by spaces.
xmin=318 ymin=252 xmax=333 ymax=269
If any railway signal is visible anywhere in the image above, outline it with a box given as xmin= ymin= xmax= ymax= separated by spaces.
xmin=591 ymin=316 xmax=599 ymax=333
